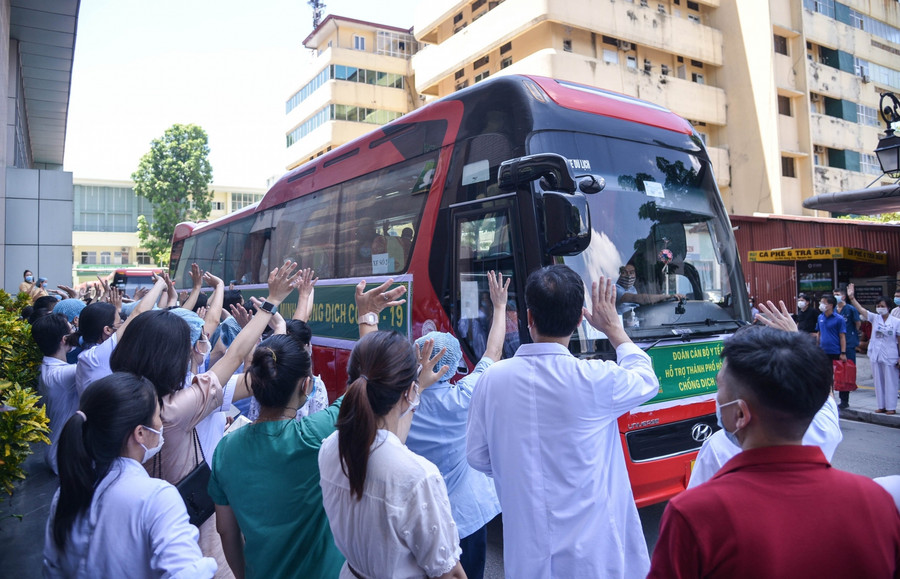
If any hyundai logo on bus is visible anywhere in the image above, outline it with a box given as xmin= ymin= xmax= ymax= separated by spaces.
xmin=691 ymin=423 xmax=713 ymax=442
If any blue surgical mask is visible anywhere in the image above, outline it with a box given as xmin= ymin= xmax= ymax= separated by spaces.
xmin=835 ymin=295 xmax=843 ymax=304
xmin=25 ymin=276 xmax=33 ymax=283
xmin=895 ymin=297 xmax=900 ymax=307
xmin=716 ymin=399 xmax=743 ymax=448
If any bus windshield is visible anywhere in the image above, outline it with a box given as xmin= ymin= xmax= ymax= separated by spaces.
xmin=529 ymin=131 xmax=745 ymax=346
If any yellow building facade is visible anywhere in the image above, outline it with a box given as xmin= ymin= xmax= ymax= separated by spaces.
xmin=284 ymin=16 xmax=422 ymax=170
xmin=72 ymin=178 xmax=264 ymax=283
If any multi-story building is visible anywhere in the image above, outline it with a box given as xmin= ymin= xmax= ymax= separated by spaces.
xmin=284 ymin=15 xmax=421 ymax=170
xmin=2 ymin=1 xmax=80 ymax=293
xmin=72 ymin=178 xmax=264 ymax=283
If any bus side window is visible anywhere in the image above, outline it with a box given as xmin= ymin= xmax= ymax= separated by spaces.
xmin=271 ymin=188 xmax=337 ymax=279
xmin=455 ymin=211 xmax=520 ymax=361
xmin=223 ymin=217 xmax=254 ymax=284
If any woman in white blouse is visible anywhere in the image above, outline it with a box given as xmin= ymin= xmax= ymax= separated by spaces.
xmin=848 ymin=285 xmax=900 ymax=414
xmin=43 ymin=372 xmax=216 ymax=578
xmin=318 ymin=279 xmax=466 ymax=579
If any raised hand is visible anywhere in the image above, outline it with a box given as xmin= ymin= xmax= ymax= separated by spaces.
xmin=189 ymin=263 xmax=203 ymax=288
xmin=583 ymin=275 xmax=630 ymax=348
xmin=354 ymin=278 xmax=407 ymax=316
xmin=267 ymin=261 xmax=302 ymax=304
xmin=415 ymin=338 xmax=449 ymax=390
xmin=229 ymin=303 xmax=252 ymax=328
xmin=755 ymin=300 xmax=798 ymax=332
xmin=488 ymin=270 xmax=510 ymax=310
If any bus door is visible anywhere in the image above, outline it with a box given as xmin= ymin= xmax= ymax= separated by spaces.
xmin=450 ymin=195 xmax=528 ymax=364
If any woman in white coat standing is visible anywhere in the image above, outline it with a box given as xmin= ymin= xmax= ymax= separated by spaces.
xmin=848 ymin=284 xmax=900 ymax=414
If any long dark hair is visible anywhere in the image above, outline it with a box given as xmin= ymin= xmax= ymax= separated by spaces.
xmin=70 ymin=302 xmax=116 ymax=347
xmin=337 ymin=331 xmax=417 ymax=500
xmin=53 ymin=372 xmax=157 ymax=550
xmin=248 ymin=334 xmax=311 ymax=409
xmin=109 ymin=309 xmax=191 ymax=400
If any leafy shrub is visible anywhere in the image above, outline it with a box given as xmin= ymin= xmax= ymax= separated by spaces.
xmin=0 ymin=290 xmax=49 ymax=498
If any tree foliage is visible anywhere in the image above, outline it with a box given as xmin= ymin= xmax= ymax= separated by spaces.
xmin=836 ymin=212 xmax=900 ymax=223
xmin=132 ymin=124 xmax=214 ymax=265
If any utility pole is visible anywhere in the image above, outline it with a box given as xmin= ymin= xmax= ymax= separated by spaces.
xmin=309 ymin=0 xmax=326 ymax=29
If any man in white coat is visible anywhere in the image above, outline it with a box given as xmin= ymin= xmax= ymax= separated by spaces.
xmin=467 ymin=265 xmax=659 ymax=578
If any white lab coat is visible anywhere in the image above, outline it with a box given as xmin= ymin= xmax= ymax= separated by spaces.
xmin=467 ymin=341 xmax=659 ymax=579
xmin=687 ymin=396 xmax=843 ymax=488
xmin=39 ymin=357 xmax=79 ymax=475
xmin=74 ymin=334 xmax=117 ymax=394
xmin=43 ymin=457 xmax=216 ymax=578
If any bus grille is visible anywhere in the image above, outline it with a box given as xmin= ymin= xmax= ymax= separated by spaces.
xmin=625 ymin=414 xmax=720 ymax=462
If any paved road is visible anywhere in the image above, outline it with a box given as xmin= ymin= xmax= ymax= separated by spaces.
xmin=485 ymin=419 xmax=900 ymax=577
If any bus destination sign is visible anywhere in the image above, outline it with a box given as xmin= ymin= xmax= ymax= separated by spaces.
xmin=645 ymin=340 xmax=723 ymax=404
xmin=307 ymin=282 xmax=410 ymax=340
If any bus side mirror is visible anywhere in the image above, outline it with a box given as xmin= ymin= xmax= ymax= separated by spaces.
xmin=542 ymin=192 xmax=591 ymax=256
xmin=498 ymin=153 xmax=577 ymax=193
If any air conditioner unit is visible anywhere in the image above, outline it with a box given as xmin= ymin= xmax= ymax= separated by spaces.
xmin=618 ymin=40 xmax=633 ymax=51
xmin=810 ymin=93 xmax=821 ymax=102
xmin=861 ymin=74 xmax=870 ymax=83
xmin=814 ymin=145 xmax=826 ymax=155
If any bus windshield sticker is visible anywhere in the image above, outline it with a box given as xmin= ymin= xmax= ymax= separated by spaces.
xmin=411 ymin=160 xmax=436 ymax=194
xmin=644 ymin=181 xmax=665 ymax=199
xmin=578 ymin=318 xmax=608 ymax=341
xmin=460 ymin=280 xmax=479 ymax=319
xmin=462 ymin=160 xmax=490 ymax=185
xmin=371 ymin=253 xmax=392 ymax=274
xmin=568 ymin=159 xmax=591 ymax=171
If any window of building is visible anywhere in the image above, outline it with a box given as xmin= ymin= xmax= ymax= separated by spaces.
xmin=472 ymin=0 xmax=486 ymax=11
xmin=500 ymin=41 xmax=512 ymax=54
xmin=563 ymin=39 xmax=572 ymax=52
xmin=114 ymin=251 xmax=128 ymax=265
xmin=644 ymin=58 xmax=652 ymax=73
xmin=658 ymin=4 xmax=666 ymax=14
xmin=777 ymin=95 xmax=792 ymax=116
xmin=100 ymin=252 xmax=112 ymax=265
xmin=661 ymin=64 xmax=669 ymax=75
xmin=688 ymin=14 xmax=700 ymax=23
xmin=137 ymin=251 xmax=152 ymax=265
xmin=781 ymin=156 xmax=796 ymax=178
xmin=677 ymin=65 xmax=687 ymax=79
xmin=74 ymin=184 xmax=155 ymax=233
xmin=848 ymin=9 xmax=900 ymax=45
xmin=211 ymin=201 xmax=224 ymax=211
xmin=692 ymin=72 xmax=705 ymax=84
xmin=81 ymin=251 xmax=97 ymax=265
xmin=231 ymin=192 xmax=264 ymax=212
xmin=501 ymin=57 xmax=512 ymax=69
xmin=640 ymin=0 xmax=648 ymax=7
xmin=774 ymin=35 xmax=788 ymax=55
xmin=353 ymin=35 xmax=365 ymax=51
xmin=474 ymin=70 xmax=490 ymax=83
xmin=677 ymin=55 xmax=684 ymax=63
xmin=455 ymin=68 xmax=465 ymax=80
xmin=860 ymin=153 xmax=880 ymax=174
xmin=802 ymin=0 xmax=834 ymax=19
xmin=687 ymin=0 xmax=699 ymax=9
xmin=456 ymin=80 xmax=469 ymax=91
xmin=691 ymin=59 xmax=703 ymax=68
xmin=627 ymin=55 xmax=637 ymax=69
xmin=286 ymin=66 xmax=331 ymax=113
xmin=603 ymin=49 xmax=619 ymax=64
xmin=696 ymin=132 xmax=708 ymax=145
xmin=376 ymin=30 xmax=418 ymax=58
xmin=453 ymin=12 xmax=463 ymax=24
xmin=473 ymin=55 xmax=490 ymax=69
xmin=857 ymin=104 xmax=880 ymax=127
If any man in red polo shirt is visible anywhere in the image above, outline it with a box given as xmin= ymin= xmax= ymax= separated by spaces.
xmin=649 ymin=326 xmax=900 ymax=578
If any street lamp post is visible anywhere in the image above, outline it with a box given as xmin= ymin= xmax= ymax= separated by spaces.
xmin=875 ymin=92 xmax=900 ymax=177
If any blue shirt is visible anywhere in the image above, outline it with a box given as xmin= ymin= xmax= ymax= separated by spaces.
xmin=836 ymin=304 xmax=860 ymax=348
xmin=817 ymin=311 xmax=847 ymax=354
xmin=406 ymin=357 xmax=501 ymax=538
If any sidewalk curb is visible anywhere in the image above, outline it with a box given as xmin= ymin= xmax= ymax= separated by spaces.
xmin=839 ymin=407 xmax=900 ymax=429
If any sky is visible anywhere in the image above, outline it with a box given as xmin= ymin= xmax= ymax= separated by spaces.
xmin=64 ymin=0 xmax=419 ymax=189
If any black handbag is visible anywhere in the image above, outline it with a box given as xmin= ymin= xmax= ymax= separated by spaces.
xmin=174 ymin=428 xmax=215 ymax=527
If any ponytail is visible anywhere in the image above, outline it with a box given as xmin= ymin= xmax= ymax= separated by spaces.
xmin=336 ymin=377 xmax=378 ymax=500
xmin=248 ymin=334 xmax=311 ymax=409
xmin=53 ymin=373 xmax=157 ymax=550
xmin=336 ymin=331 xmax=417 ymax=500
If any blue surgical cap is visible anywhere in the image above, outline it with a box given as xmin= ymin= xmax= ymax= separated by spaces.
xmin=168 ymin=307 xmax=205 ymax=345
xmin=414 ymin=331 xmax=462 ymax=383
xmin=211 ymin=316 xmax=242 ymax=348
xmin=53 ymin=298 xmax=85 ymax=323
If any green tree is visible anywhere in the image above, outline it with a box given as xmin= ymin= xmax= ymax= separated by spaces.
xmin=132 ymin=124 xmax=214 ymax=265
xmin=837 ymin=212 xmax=900 ymax=222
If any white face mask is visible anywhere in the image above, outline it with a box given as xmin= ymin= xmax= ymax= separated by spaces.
xmin=819 ymin=303 xmax=827 ymax=313
xmin=140 ymin=425 xmax=164 ymax=463
xmin=398 ymin=384 xmax=420 ymax=419
xmin=716 ymin=399 xmax=743 ymax=448
xmin=876 ymin=307 xmax=889 ymax=316
xmin=797 ymin=300 xmax=807 ymax=309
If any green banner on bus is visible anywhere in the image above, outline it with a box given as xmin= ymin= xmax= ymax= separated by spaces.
xmin=306 ymin=282 xmax=409 ymax=340
xmin=645 ymin=340 xmax=723 ymax=404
